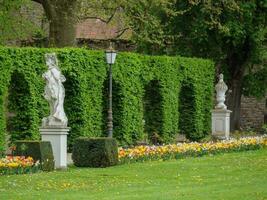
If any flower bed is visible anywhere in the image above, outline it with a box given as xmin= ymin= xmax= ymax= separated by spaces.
xmin=0 ymin=156 xmax=40 ymax=175
xmin=119 ymin=136 xmax=267 ymax=163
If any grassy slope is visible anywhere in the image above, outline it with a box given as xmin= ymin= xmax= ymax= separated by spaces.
xmin=0 ymin=149 xmax=266 ymax=200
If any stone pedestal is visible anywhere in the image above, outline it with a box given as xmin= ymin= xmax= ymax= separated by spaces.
xmin=212 ymin=109 xmax=232 ymax=140
xmin=40 ymin=127 xmax=70 ymax=169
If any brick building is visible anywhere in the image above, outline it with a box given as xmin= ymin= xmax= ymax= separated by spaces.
xmin=75 ymin=18 xmax=134 ymax=51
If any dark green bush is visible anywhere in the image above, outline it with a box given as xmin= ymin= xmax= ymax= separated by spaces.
xmin=72 ymin=137 xmax=118 ymax=167
xmin=14 ymin=140 xmax=54 ymax=171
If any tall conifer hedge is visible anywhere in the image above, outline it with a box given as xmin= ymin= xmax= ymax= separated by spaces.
xmin=0 ymin=47 xmax=214 ymax=152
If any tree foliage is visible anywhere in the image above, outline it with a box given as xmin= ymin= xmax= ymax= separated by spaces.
xmin=124 ymin=0 xmax=267 ymax=129
xmin=170 ymin=0 xmax=267 ymax=129
xmin=1 ymin=0 xmax=265 ymax=130
xmin=0 ymin=0 xmax=43 ymax=45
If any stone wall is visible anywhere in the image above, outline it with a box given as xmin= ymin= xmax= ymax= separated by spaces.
xmin=240 ymin=95 xmax=267 ymax=130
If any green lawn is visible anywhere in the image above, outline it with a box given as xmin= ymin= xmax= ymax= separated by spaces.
xmin=0 ymin=149 xmax=267 ymax=200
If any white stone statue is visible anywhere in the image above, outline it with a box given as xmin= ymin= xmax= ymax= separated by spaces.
xmin=215 ymin=74 xmax=228 ymax=110
xmin=42 ymin=53 xmax=68 ymax=127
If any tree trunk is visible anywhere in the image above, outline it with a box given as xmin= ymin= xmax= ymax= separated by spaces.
xmin=224 ymin=37 xmax=250 ymax=131
xmin=49 ymin=12 xmax=76 ymax=47
xmin=34 ymin=0 xmax=77 ymax=47
xmin=227 ymin=78 xmax=243 ymax=131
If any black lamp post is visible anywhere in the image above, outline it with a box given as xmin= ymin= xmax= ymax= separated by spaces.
xmin=105 ymin=44 xmax=117 ymax=138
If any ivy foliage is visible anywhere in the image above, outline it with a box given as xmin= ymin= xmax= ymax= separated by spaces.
xmin=0 ymin=47 xmax=214 ymax=152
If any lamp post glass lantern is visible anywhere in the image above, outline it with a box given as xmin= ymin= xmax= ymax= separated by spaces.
xmin=105 ymin=45 xmax=117 ymax=138
xmin=105 ymin=47 xmax=117 ymax=64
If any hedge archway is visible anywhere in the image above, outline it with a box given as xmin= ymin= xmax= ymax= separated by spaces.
xmin=6 ymin=71 xmax=33 ymax=142
xmin=178 ymin=81 xmax=197 ymax=140
xmin=143 ymin=80 xmax=163 ymax=144
xmin=63 ymin=70 xmax=86 ymax=151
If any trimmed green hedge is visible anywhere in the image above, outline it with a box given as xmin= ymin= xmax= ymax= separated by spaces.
xmin=0 ymin=47 xmax=214 ymax=152
xmin=72 ymin=137 xmax=118 ymax=167
xmin=14 ymin=140 xmax=54 ymax=171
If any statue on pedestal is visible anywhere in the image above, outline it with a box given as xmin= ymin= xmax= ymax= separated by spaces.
xmin=212 ymin=73 xmax=231 ymax=140
xmin=42 ymin=53 xmax=68 ymax=127
xmin=215 ymin=74 xmax=228 ymax=110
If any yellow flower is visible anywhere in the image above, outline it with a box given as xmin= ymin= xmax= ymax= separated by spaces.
xmin=7 ymin=162 xmax=19 ymax=168
xmin=0 ymin=163 xmax=6 ymax=168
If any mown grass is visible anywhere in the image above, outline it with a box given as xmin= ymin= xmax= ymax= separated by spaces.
xmin=0 ymin=149 xmax=266 ymax=200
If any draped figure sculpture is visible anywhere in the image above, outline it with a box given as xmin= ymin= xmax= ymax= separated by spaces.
xmin=42 ymin=53 xmax=68 ymax=127
xmin=215 ymin=74 xmax=228 ymax=110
